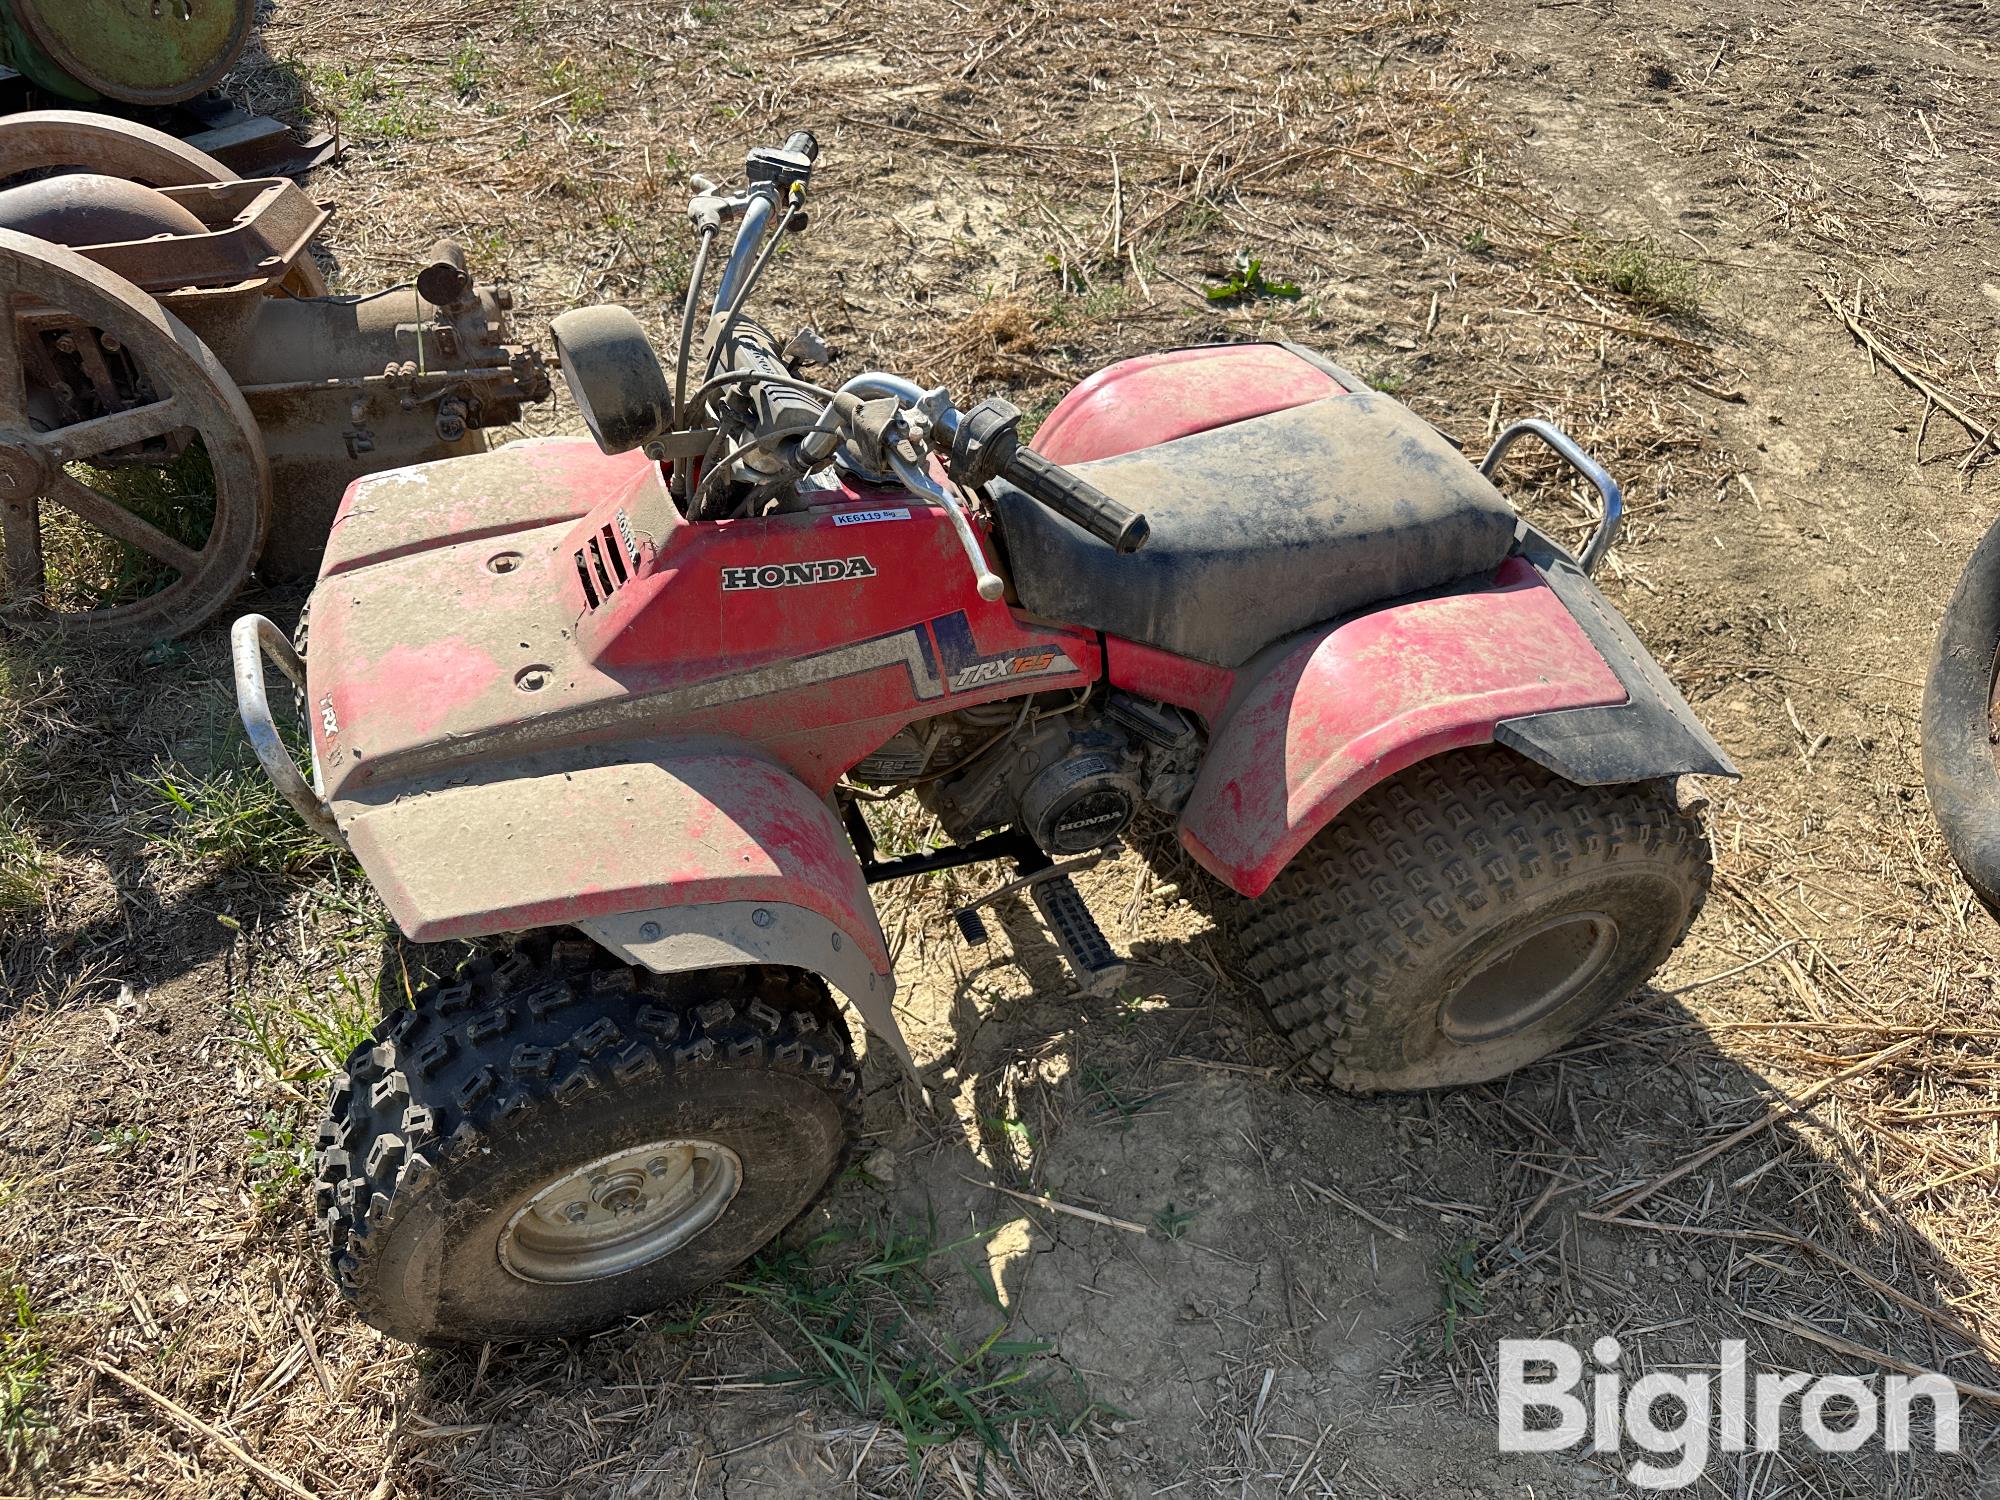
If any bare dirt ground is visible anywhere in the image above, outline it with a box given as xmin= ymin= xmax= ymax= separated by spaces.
xmin=4 ymin=0 xmax=2000 ymax=1495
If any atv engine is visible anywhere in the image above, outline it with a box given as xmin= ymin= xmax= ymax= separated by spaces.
xmin=849 ymin=692 xmax=1204 ymax=857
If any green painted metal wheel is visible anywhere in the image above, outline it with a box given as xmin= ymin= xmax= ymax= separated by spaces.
xmin=1 ymin=0 xmax=255 ymax=107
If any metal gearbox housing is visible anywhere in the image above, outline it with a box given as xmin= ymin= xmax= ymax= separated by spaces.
xmin=0 ymin=113 xmax=550 ymax=640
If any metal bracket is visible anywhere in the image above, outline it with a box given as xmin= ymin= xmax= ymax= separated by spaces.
xmin=230 ymin=613 xmax=342 ymax=846
xmin=1480 ymin=419 xmax=1623 ymax=575
xmin=947 ymin=846 xmax=1111 ymax=926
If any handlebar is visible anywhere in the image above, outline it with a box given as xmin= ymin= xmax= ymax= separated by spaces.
xmin=946 ymin=395 xmax=1148 ymax=554
xmin=679 ymin=136 xmax=1148 ymax=582
xmin=1000 ymin=446 xmax=1149 ymax=554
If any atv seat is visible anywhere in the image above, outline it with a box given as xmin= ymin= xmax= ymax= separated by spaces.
xmin=993 ymin=392 xmax=1520 ymax=668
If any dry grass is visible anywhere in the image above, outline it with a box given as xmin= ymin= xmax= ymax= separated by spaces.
xmin=2 ymin=0 xmax=1999 ymax=1496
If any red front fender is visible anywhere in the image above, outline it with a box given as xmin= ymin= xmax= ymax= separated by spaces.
xmin=1177 ymin=558 xmax=1631 ymax=897
xmin=344 ymin=745 xmax=880 ymax=952
xmin=337 ymin=743 xmax=913 ymax=1071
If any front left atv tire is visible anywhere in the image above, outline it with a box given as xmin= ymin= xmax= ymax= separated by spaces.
xmin=315 ymin=937 xmax=860 ymax=1346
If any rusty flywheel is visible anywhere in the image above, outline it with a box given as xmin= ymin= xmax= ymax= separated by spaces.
xmin=0 ymin=110 xmax=328 ymax=295
xmin=0 ymin=229 xmax=269 ymax=643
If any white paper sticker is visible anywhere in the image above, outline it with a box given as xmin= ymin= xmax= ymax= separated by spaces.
xmin=832 ymin=508 xmax=912 ymax=527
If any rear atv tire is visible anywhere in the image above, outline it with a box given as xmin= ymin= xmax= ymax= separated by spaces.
xmin=314 ymin=936 xmax=860 ymax=1346
xmin=1233 ymin=747 xmax=1710 ymax=1092
xmin=1922 ymin=511 xmax=2000 ymax=918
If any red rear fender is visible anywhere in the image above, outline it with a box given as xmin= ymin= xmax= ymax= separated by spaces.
xmin=1178 ymin=550 xmax=1736 ymax=897
xmin=1033 ymin=342 xmax=1353 ymax=465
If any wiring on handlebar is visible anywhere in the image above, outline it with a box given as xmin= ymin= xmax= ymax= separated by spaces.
xmin=688 ymin=420 xmax=824 ymax=518
xmin=704 ymin=193 xmax=800 ymax=380
xmin=674 ymin=223 xmax=719 ymax=423
xmin=684 ymin=366 xmax=840 ymax=416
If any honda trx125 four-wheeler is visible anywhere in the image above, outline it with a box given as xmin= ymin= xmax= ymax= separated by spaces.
xmin=234 ymin=130 xmax=1736 ymax=1344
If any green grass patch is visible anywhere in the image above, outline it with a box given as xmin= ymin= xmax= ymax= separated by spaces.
xmin=0 ymin=812 xmax=56 ymax=917
xmin=1205 ymin=250 xmax=1303 ymax=305
xmin=1176 ymin=200 xmax=1225 ymax=237
xmin=1038 ymin=281 xmax=1133 ymax=326
xmin=1013 ymin=390 xmax=1064 ymax=445
xmin=0 ymin=1278 xmax=49 ymax=1481
xmin=449 ymin=38 xmax=486 ymax=99
xmin=231 ymin=969 xmax=378 ymax=1087
xmin=858 ymin=796 xmax=943 ymax=859
xmin=1438 ymin=1238 xmax=1484 ymax=1355
xmin=140 ymin=757 xmax=337 ymax=877
xmin=44 ymin=445 xmax=216 ymax=614
xmin=544 ymin=56 xmax=610 ymax=122
xmin=309 ymin=63 xmax=439 ymax=141
xmin=1562 ymin=232 xmax=1701 ymax=319
xmin=1079 ymin=1064 xmax=1159 ymax=1131
xmin=139 ymin=672 xmax=342 ymax=878
xmin=732 ymin=1214 xmax=1109 ymax=1476
xmin=230 ymin=945 xmax=385 ymax=1208
xmin=978 ymin=1114 xmax=1032 ymax=1149
xmin=85 ymin=1124 xmax=149 ymax=1158
xmin=246 ymin=1110 xmax=315 ymax=1206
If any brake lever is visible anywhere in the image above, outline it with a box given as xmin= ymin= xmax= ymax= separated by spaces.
xmin=889 ymin=450 xmax=1006 ymax=603
xmin=823 ymin=376 xmax=1004 ymax=602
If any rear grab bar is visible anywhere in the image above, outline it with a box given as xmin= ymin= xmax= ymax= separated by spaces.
xmin=1480 ymin=419 xmax=1623 ymax=575
xmin=231 ymin=613 xmax=343 ymax=846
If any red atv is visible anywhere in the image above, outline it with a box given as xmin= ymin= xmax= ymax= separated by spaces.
xmin=234 ymin=131 xmax=1734 ymax=1345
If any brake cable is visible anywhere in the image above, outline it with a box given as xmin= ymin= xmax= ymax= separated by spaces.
xmin=704 ymin=188 xmax=802 ymax=380
xmin=673 ymin=222 xmax=719 ymax=424
xmin=688 ymin=420 xmax=825 ymax=518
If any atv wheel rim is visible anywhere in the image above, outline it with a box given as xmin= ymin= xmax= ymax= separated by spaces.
xmin=1438 ymin=911 xmax=1619 ymax=1045
xmin=498 ymin=1139 xmax=743 ymax=1284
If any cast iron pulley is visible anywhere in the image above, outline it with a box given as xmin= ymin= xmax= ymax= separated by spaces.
xmin=0 ymin=229 xmax=270 ymax=643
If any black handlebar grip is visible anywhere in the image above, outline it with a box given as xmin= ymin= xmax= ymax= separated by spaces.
xmin=783 ymin=130 xmax=819 ymax=161
xmin=1003 ymin=446 xmax=1149 ymax=553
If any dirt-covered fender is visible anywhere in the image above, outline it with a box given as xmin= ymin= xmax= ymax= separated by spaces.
xmin=337 ymin=742 xmax=914 ymax=1075
xmin=1033 ymin=341 xmax=1357 ymax=465
xmin=1177 ymin=548 xmax=1736 ymax=898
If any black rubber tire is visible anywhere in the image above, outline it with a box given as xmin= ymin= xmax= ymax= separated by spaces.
xmin=314 ymin=935 xmax=860 ymax=1346
xmin=1922 ymin=513 xmax=2000 ymax=918
xmin=1231 ymin=747 xmax=1711 ymax=1092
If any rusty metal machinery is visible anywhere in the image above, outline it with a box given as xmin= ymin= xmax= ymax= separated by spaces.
xmin=0 ymin=112 xmax=550 ymax=643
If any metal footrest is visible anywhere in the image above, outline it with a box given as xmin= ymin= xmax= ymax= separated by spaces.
xmin=1031 ymin=873 xmax=1127 ymax=997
